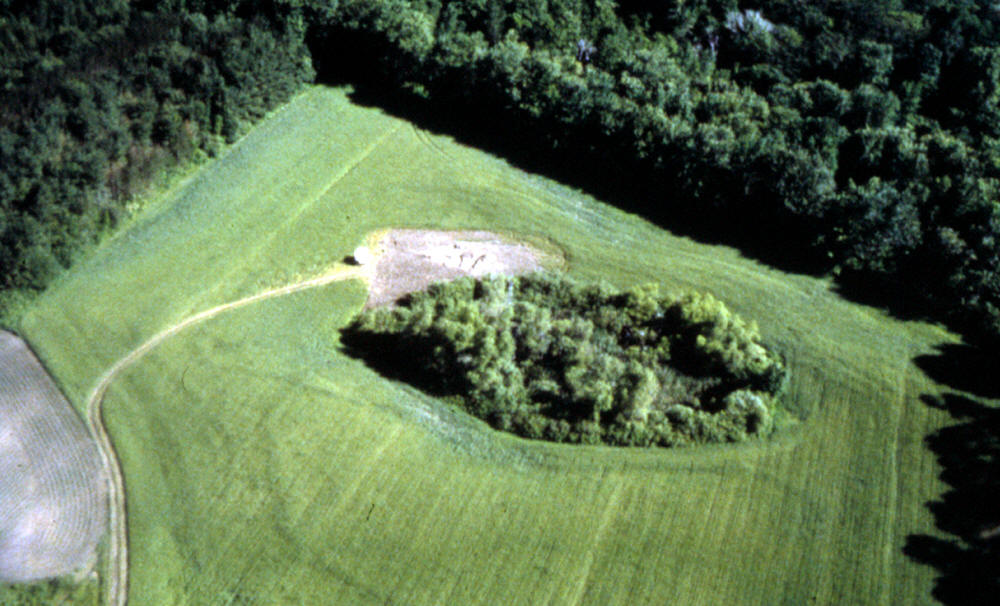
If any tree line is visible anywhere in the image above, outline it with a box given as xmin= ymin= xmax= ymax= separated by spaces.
xmin=4 ymin=1 xmax=1000 ymax=349
xmin=0 ymin=0 xmax=312 ymax=299
xmin=342 ymin=274 xmax=787 ymax=447
xmin=308 ymin=0 xmax=1000 ymax=347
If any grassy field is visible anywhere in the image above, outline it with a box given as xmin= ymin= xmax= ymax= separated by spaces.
xmin=15 ymin=85 xmax=964 ymax=604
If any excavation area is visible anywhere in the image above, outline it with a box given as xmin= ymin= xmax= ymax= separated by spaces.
xmin=362 ymin=229 xmax=563 ymax=308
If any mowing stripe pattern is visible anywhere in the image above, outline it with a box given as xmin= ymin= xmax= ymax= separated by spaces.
xmin=84 ymin=264 xmax=367 ymax=606
xmin=15 ymin=86 xmax=962 ymax=605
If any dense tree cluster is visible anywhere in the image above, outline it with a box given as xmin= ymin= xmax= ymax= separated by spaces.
xmin=342 ymin=274 xmax=787 ymax=447
xmin=307 ymin=0 xmax=1000 ymax=347
xmin=0 ymin=0 xmax=312 ymax=294
xmin=6 ymin=1 xmax=1000 ymax=346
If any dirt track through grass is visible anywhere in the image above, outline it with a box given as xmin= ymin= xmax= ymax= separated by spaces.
xmin=84 ymin=264 xmax=367 ymax=606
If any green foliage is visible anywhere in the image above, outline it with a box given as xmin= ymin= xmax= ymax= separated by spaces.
xmin=343 ymin=274 xmax=786 ymax=447
xmin=0 ymin=577 xmax=99 ymax=606
xmin=304 ymin=0 xmax=1000 ymax=348
xmin=8 ymin=0 xmax=1000 ymax=350
xmin=16 ymin=84 xmax=967 ymax=605
xmin=0 ymin=1 xmax=313 ymax=306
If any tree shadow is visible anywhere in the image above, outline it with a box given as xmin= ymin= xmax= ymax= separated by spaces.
xmin=914 ymin=344 xmax=1000 ymax=399
xmin=905 ymin=391 xmax=1000 ymax=605
xmin=307 ymin=29 xmax=830 ymax=278
xmin=338 ymin=323 xmax=460 ymax=399
xmin=830 ymin=268 xmax=939 ymax=324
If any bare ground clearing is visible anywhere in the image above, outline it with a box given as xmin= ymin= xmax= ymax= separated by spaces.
xmin=0 ymin=330 xmax=107 ymax=583
xmin=363 ymin=229 xmax=565 ymax=307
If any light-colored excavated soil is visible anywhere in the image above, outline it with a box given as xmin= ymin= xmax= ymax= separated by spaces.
xmin=0 ymin=331 xmax=107 ymax=583
xmin=363 ymin=229 xmax=564 ymax=307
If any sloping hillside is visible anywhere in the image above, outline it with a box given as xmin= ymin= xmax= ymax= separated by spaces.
xmin=17 ymin=85 xmax=964 ymax=605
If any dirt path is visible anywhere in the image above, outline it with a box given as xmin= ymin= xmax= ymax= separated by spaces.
xmin=83 ymin=228 xmax=551 ymax=606
xmin=84 ymin=264 xmax=369 ymax=606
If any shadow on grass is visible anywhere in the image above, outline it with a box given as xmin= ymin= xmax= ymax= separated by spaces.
xmin=905 ymin=387 xmax=1000 ymax=605
xmin=338 ymin=326 xmax=458 ymax=399
xmin=830 ymin=267 xmax=941 ymax=324
xmin=307 ymin=30 xmax=830 ymax=279
xmin=914 ymin=344 xmax=1000 ymax=400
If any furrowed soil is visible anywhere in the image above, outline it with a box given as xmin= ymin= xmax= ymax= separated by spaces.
xmin=12 ymin=85 xmax=968 ymax=605
xmin=0 ymin=331 xmax=106 ymax=583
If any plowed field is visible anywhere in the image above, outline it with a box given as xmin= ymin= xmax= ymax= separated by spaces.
xmin=0 ymin=331 xmax=106 ymax=583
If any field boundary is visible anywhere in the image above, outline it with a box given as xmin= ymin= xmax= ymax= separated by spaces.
xmin=84 ymin=264 xmax=369 ymax=606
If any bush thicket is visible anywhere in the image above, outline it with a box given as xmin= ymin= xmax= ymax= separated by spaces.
xmin=342 ymin=274 xmax=787 ymax=447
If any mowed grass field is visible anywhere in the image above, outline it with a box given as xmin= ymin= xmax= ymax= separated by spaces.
xmin=16 ymin=85 xmax=962 ymax=604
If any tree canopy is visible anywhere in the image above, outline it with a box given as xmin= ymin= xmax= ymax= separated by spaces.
xmin=342 ymin=274 xmax=787 ymax=447
xmin=0 ymin=0 xmax=312 ymax=296
xmin=307 ymin=0 xmax=1000 ymax=347
xmin=4 ymin=1 xmax=1000 ymax=348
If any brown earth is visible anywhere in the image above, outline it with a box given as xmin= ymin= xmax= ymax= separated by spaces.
xmin=362 ymin=229 xmax=564 ymax=308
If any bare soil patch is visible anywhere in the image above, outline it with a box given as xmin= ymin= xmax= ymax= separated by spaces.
xmin=0 ymin=331 xmax=107 ymax=583
xmin=363 ymin=229 xmax=564 ymax=308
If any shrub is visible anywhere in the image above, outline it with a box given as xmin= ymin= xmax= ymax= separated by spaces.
xmin=342 ymin=274 xmax=787 ymax=447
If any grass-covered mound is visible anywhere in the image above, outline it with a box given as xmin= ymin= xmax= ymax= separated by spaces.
xmin=343 ymin=274 xmax=787 ymax=447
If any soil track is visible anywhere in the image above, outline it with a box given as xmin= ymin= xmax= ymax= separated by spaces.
xmin=84 ymin=229 xmax=552 ymax=606
xmin=85 ymin=264 xmax=368 ymax=606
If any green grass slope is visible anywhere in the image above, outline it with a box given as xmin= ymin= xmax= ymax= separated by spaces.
xmin=17 ymin=85 xmax=960 ymax=605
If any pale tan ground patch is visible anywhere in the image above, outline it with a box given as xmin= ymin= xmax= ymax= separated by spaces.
xmin=363 ymin=229 xmax=565 ymax=308
xmin=0 ymin=331 xmax=107 ymax=583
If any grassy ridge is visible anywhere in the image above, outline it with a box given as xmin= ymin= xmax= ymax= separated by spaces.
xmin=18 ymin=86 xmax=957 ymax=604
